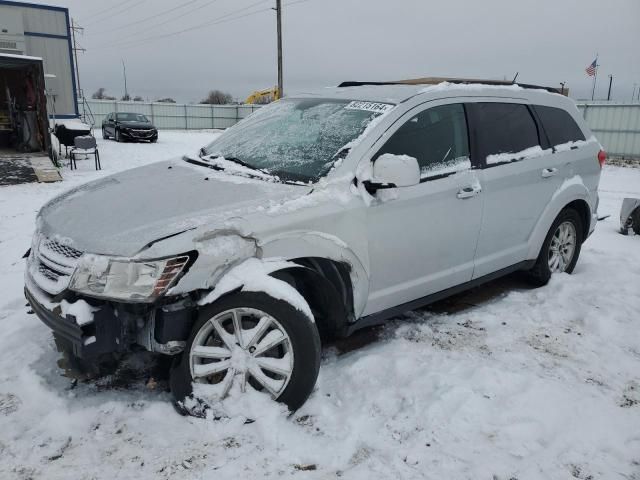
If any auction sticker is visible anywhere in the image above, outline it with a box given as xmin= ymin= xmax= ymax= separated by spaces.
xmin=344 ymin=101 xmax=394 ymax=113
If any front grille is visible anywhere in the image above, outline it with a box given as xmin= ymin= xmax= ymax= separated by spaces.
xmin=38 ymin=263 xmax=61 ymax=282
xmin=130 ymin=129 xmax=154 ymax=138
xmin=28 ymin=236 xmax=83 ymax=295
xmin=42 ymin=239 xmax=83 ymax=259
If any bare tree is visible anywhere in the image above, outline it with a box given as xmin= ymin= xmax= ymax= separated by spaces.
xmin=200 ymin=89 xmax=233 ymax=105
xmin=92 ymin=87 xmax=116 ymax=100
xmin=157 ymin=97 xmax=176 ymax=103
xmin=133 ymin=95 xmax=144 ymax=102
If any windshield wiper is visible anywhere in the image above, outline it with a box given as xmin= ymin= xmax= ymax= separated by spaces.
xmin=205 ymin=154 xmax=273 ymax=175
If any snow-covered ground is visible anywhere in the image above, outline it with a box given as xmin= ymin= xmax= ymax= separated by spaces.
xmin=1 ymin=131 xmax=639 ymax=480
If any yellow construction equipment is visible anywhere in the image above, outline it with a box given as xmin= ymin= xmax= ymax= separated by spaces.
xmin=245 ymin=87 xmax=280 ymax=104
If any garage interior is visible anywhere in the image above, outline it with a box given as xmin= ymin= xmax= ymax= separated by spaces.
xmin=0 ymin=53 xmax=59 ymax=185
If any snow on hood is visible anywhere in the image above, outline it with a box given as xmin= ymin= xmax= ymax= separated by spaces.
xmin=38 ymin=160 xmax=308 ymax=257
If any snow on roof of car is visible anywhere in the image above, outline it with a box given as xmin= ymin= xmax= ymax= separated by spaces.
xmin=293 ymin=81 xmax=565 ymax=105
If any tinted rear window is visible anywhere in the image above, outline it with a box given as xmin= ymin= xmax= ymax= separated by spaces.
xmin=534 ymin=105 xmax=585 ymax=146
xmin=470 ymin=103 xmax=540 ymax=163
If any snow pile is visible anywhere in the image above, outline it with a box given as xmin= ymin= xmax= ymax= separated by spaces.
xmin=55 ymin=119 xmax=91 ymax=131
xmin=422 ymin=156 xmax=471 ymax=177
xmin=199 ymin=258 xmax=314 ymax=321
xmin=554 ymin=136 xmax=598 ymax=153
xmin=420 ymin=81 xmax=525 ymax=94
xmin=60 ymin=299 xmax=99 ymax=326
xmin=262 ymin=174 xmax=354 ymax=215
xmin=486 ymin=145 xmax=549 ymax=164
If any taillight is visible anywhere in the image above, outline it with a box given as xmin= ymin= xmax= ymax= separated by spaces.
xmin=598 ymin=150 xmax=607 ymax=168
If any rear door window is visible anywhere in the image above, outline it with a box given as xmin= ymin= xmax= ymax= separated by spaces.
xmin=375 ymin=103 xmax=471 ymax=179
xmin=468 ymin=103 xmax=541 ymax=166
xmin=534 ymin=105 xmax=586 ymax=146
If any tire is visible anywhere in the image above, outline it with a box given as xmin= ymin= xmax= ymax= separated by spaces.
xmin=170 ymin=291 xmax=321 ymax=413
xmin=632 ymin=208 xmax=640 ymax=236
xmin=526 ymin=208 xmax=583 ymax=286
xmin=102 ymin=127 xmax=109 ymax=140
xmin=150 ymin=137 xmax=157 ymax=143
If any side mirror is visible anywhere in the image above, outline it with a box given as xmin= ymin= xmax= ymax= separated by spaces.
xmin=365 ymin=153 xmax=420 ymax=192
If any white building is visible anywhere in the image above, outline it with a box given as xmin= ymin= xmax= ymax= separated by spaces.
xmin=0 ymin=0 xmax=78 ymax=118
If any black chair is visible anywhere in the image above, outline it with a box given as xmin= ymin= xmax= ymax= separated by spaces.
xmin=69 ymin=135 xmax=101 ymax=170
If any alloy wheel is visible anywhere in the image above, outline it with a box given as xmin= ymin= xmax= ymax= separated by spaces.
xmin=548 ymin=220 xmax=577 ymax=273
xmin=189 ymin=308 xmax=294 ymax=400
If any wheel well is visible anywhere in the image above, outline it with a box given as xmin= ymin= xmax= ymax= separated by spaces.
xmin=563 ymin=199 xmax=591 ymax=240
xmin=270 ymin=257 xmax=354 ymax=341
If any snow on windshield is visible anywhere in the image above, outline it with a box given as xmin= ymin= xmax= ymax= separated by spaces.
xmin=202 ymin=99 xmax=390 ymax=182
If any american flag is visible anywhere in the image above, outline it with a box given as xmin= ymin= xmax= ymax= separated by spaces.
xmin=585 ymin=58 xmax=598 ymax=76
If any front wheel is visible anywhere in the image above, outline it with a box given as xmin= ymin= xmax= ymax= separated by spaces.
xmin=170 ymin=291 xmax=320 ymax=413
xmin=526 ymin=208 xmax=583 ymax=286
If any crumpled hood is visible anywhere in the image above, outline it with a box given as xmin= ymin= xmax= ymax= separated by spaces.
xmin=38 ymin=160 xmax=307 ymax=256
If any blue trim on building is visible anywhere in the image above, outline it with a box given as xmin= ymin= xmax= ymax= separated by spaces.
xmin=24 ymin=31 xmax=68 ymax=40
xmin=0 ymin=0 xmax=66 ymax=12
xmin=63 ymin=8 xmax=79 ymax=117
xmin=1 ymin=0 xmax=79 ymax=117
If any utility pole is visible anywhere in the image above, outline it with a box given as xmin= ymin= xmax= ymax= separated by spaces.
xmin=633 ymin=84 xmax=637 ymax=102
xmin=70 ymin=19 xmax=86 ymax=118
xmin=121 ymin=59 xmax=129 ymax=101
xmin=275 ymin=0 xmax=283 ymax=99
xmin=607 ymin=74 xmax=613 ymax=101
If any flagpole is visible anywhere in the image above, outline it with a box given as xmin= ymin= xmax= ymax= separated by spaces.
xmin=591 ymin=55 xmax=599 ymax=101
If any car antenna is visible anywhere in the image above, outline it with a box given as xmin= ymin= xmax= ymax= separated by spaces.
xmin=512 ymin=72 xmax=519 ymax=84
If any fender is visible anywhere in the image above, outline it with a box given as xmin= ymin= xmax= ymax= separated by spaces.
xmin=258 ymin=230 xmax=370 ymax=318
xmin=526 ymin=176 xmax=593 ymax=260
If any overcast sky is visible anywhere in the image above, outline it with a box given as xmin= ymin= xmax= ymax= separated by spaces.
xmin=33 ymin=0 xmax=640 ymax=103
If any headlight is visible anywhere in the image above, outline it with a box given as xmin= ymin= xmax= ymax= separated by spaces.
xmin=70 ymin=254 xmax=190 ymax=302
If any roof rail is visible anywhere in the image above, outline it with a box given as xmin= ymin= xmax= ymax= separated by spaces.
xmin=338 ymin=77 xmax=561 ymax=94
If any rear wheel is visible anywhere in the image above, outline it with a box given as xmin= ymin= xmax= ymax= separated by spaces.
xmin=170 ymin=291 xmax=320 ymax=413
xmin=526 ymin=208 xmax=583 ymax=286
xmin=632 ymin=208 xmax=640 ymax=235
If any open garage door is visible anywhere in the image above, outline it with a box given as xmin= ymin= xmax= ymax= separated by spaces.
xmin=0 ymin=53 xmax=59 ymax=185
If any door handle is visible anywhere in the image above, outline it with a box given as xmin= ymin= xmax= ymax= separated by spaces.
xmin=541 ymin=167 xmax=558 ymax=178
xmin=457 ymin=186 xmax=481 ymax=199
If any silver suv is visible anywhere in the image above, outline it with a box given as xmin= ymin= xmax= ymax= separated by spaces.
xmin=25 ymin=81 xmax=604 ymax=412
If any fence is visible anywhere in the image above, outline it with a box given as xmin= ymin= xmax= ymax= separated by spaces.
xmin=79 ymin=99 xmax=640 ymax=159
xmin=577 ymin=102 xmax=640 ymax=159
xmin=80 ymin=99 xmax=263 ymax=130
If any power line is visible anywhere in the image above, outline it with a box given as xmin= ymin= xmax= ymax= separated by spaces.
xmin=90 ymin=0 xmax=203 ymax=34
xmin=94 ymin=0 xmax=271 ymax=50
xmin=93 ymin=0 xmax=310 ymax=51
xmin=81 ymin=0 xmax=138 ymax=22
xmin=84 ymin=0 xmax=147 ymax=27
xmin=96 ymin=0 xmax=222 ymax=41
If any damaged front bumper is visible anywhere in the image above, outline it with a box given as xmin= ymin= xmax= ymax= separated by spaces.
xmin=25 ymin=276 xmax=197 ymax=359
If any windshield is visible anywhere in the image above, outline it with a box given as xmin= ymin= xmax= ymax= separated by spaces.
xmin=201 ymin=98 xmax=391 ymax=183
xmin=117 ymin=113 xmax=150 ymax=122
